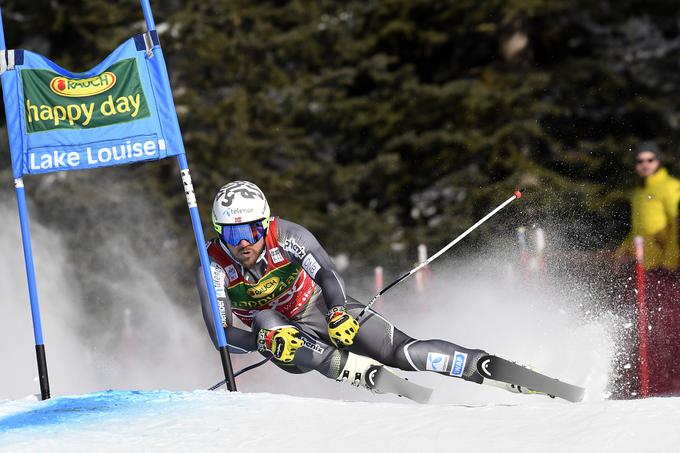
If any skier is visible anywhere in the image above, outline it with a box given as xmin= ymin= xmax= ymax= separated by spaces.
xmin=197 ymin=180 xmax=536 ymax=396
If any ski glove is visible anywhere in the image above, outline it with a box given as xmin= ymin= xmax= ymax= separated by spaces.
xmin=257 ymin=326 xmax=304 ymax=363
xmin=326 ymin=306 xmax=359 ymax=348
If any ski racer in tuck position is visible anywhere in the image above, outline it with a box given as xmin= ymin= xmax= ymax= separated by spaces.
xmin=197 ymin=180 xmax=561 ymax=400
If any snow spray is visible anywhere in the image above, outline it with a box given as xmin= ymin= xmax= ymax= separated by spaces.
xmin=0 ymin=178 xmax=219 ymax=399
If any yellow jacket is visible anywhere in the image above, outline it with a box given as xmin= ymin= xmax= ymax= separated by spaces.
xmin=616 ymin=167 xmax=680 ymax=270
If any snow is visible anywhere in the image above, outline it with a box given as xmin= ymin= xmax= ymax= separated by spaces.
xmin=2 ymin=199 xmax=679 ymax=451
xmin=1 ymin=390 xmax=679 ymax=452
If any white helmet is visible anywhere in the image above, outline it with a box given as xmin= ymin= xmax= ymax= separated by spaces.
xmin=212 ymin=181 xmax=271 ymax=236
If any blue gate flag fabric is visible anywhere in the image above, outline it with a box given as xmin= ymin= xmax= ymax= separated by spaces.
xmin=1 ymin=32 xmax=185 ymax=178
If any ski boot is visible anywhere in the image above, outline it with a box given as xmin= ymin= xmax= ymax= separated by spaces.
xmin=336 ymin=352 xmax=386 ymax=392
xmin=337 ymin=353 xmax=434 ymax=403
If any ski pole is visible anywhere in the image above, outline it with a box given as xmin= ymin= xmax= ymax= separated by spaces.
xmin=357 ymin=189 xmax=523 ymax=321
xmin=209 ymin=356 xmax=273 ymax=391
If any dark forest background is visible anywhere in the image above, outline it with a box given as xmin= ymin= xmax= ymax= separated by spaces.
xmin=2 ymin=0 xmax=680 ymax=308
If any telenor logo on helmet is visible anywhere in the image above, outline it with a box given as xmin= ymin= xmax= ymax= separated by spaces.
xmin=224 ymin=207 xmax=254 ymax=216
xmin=50 ymin=72 xmax=117 ymax=97
xmin=247 ymin=276 xmax=280 ymax=298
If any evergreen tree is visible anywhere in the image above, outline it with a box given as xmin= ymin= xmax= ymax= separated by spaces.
xmin=2 ymin=0 xmax=680 ymax=284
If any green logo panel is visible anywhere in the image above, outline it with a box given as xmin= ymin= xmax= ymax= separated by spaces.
xmin=228 ymin=265 xmax=302 ymax=310
xmin=21 ymin=58 xmax=150 ymax=133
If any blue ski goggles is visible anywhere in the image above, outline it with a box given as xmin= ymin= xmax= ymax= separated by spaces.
xmin=218 ymin=220 xmax=266 ymax=247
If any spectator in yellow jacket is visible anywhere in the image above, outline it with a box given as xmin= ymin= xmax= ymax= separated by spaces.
xmin=616 ymin=142 xmax=680 ymax=270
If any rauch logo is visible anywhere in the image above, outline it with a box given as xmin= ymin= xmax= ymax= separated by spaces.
xmin=50 ymin=72 xmax=117 ymax=97
xmin=247 ymin=276 xmax=280 ymax=299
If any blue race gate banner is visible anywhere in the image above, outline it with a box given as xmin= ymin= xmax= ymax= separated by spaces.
xmin=0 ymin=0 xmax=237 ymax=398
xmin=1 ymin=33 xmax=185 ymax=177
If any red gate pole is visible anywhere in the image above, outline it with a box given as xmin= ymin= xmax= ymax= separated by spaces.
xmin=373 ymin=266 xmax=384 ymax=311
xmin=634 ymin=236 xmax=650 ymax=398
xmin=374 ymin=266 xmax=383 ymax=293
xmin=415 ymin=244 xmax=427 ymax=294
xmin=517 ymin=226 xmax=530 ymax=280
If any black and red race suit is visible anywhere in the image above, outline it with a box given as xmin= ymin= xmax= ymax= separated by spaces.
xmin=197 ymin=217 xmax=487 ymax=382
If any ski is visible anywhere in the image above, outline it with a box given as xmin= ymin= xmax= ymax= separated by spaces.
xmin=476 ymin=355 xmax=585 ymax=402
xmin=365 ymin=365 xmax=433 ymax=404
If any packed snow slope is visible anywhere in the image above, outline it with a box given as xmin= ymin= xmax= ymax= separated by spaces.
xmin=3 ymin=197 xmax=678 ymax=451
xmin=1 ymin=390 xmax=679 ymax=452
